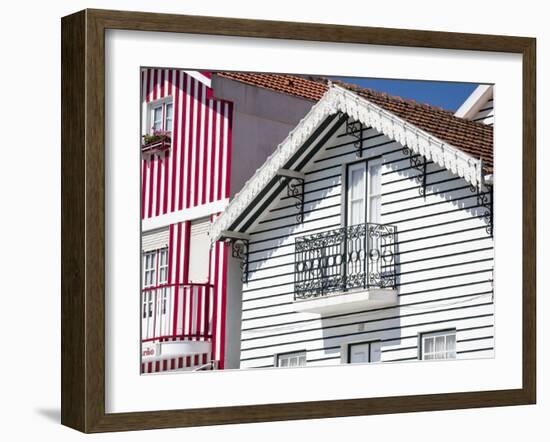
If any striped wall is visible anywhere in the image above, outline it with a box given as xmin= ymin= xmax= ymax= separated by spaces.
xmin=238 ymin=122 xmax=494 ymax=368
xmin=472 ymin=97 xmax=494 ymax=126
xmin=140 ymin=69 xmax=232 ymax=373
xmin=141 ymin=68 xmax=233 ymax=219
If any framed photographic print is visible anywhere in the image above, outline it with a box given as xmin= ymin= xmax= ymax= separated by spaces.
xmin=61 ymin=9 xmax=536 ymax=433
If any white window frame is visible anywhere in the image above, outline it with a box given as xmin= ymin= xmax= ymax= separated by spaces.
xmin=420 ymin=330 xmax=457 ymax=360
xmin=345 ymin=157 xmax=383 ymax=227
xmin=158 ymin=247 xmax=168 ymax=285
xmin=146 ymin=97 xmax=173 ymax=134
xmin=275 ymin=350 xmax=307 ymax=368
xmin=143 ymin=250 xmax=157 ymax=288
xmin=367 ymin=158 xmax=382 ymax=224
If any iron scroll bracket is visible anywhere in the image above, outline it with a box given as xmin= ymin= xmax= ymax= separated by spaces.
xmin=220 ymin=231 xmax=250 ymax=283
xmin=345 ymin=117 xmax=364 ymax=157
xmin=470 ymin=184 xmax=494 ymax=236
xmin=277 ymin=169 xmax=305 ymax=224
xmin=402 ymin=147 xmax=427 ymax=199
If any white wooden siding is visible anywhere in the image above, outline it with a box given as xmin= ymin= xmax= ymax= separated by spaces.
xmin=472 ymin=98 xmax=494 ymax=126
xmin=237 ymin=123 xmax=494 ymax=369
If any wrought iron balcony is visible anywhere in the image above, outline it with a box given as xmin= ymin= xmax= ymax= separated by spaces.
xmin=294 ymin=223 xmax=397 ymax=301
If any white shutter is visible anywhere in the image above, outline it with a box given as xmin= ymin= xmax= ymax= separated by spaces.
xmin=142 ymin=227 xmax=169 ymax=252
xmin=188 ymin=217 xmax=210 ymax=283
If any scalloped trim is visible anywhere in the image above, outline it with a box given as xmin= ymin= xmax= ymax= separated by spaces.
xmin=210 ymin=85 xmax=483 ymax=242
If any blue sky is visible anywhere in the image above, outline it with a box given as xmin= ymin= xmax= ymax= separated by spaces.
xmin=330 ymin=77 xmax=480 ymax=112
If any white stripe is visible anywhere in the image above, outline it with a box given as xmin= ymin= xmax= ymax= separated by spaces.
xmin=165 ymin=70 xmax=175 ymax=213
xmin=184 ymin=287 xmax=191 ymax=337
xmin=198 ymin=84 xmax=207 ymax=204
xmin=215 ymin=243 xmax=224 ymax=361
xmin=221 ymin=102 xmax=229 ymax=199
xmin=190 ymin=79 xmax=199 ymax=206
xmin=151 ymin=159 xmax=158 ymax=216
xmin=206 ymin=100 xmax=213 ymax=203
xmin=143 ymin=161 xmax=150 ymax=219
xmin=148 ymin=68 xmax=154 ymax=103
xmin=164 ymin=68 xmax=169 ymax=98
xmin=141 ymin=70 xmax=148 ymax=136
xmin=182 ymin=74 xmax=191 ymax=208
xmin=213 ymin=102 xmax=221 ymax=202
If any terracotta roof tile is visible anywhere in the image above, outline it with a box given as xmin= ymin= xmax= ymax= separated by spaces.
xmin=216 ymin=72 xmax=493 ymax=173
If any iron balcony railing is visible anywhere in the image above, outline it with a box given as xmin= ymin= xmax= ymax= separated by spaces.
xmin=294 ymin=223 xmax=397 ymax=300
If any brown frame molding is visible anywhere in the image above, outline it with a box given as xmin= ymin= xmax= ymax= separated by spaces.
xmin=61 ymin=8 xmax=536 ymax=433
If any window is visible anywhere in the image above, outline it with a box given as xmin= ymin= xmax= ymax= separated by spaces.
xmin=346 ymin=159 xmax=382 ymax=226
xmin=367 ymin=160 xmax=382 ymax=223
xmin=148 ymin=98 xmax=173 ymax=133
xmin=143 ymin=251 xmax=157 ymax=288
xmin=348 ymin=341 xmax=381 ymax=363
xmin=188 ymin=217 xmax=210 ymax=283
xmin=158 ymin=248 xmax=168 ymax=284
xmin=276 ymin=351 xmax=306 ymax=368
xmin=421 ymin=330 xmax=456 ymax=360
xmin=347 ymin=162 xmax=366 ymax=226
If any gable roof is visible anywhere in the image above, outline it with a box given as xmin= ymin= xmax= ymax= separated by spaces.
xmin=210 ymin=84 xmax=488 ymax=243
xmin=217 ymin=72 xmax=493 ymax=171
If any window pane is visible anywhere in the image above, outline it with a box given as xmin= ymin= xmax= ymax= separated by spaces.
xmin=280 ymin=358 xmax=288 ymax=367
xmin=435 ymin=336 xmax=445 ymax=354
xmin=424 ymin=337 xmax=434 ymax=354
xmin=369 ymin=195 xmax=381 ymax=224
xmin=289 ymin=357 xmax=297 ymax=367
xmin=165 ymin=103 xmax=173 ymax=132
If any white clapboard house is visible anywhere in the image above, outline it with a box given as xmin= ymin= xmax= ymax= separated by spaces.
xmin=210 ymin=80 xmax=494 ymax=369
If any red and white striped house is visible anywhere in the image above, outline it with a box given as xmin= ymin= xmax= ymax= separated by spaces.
xmin=140 ymin=69 xmax=233 ymax=374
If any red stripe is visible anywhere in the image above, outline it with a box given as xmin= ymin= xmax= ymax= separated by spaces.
xmin=162 ymin=359 xmax=168 ymax=371
xmin=182 ymin=220 xmax=190 ymax=284
xmin=147 ymin=158 xmax=155 ymax=218
xmin=180 ymin=75 xmax=191 ymax=210
xmin=201 ymin=94 xmax=211 ymax=205
xmin=225 ymin=102 xmax=234 ymax=198
xmin=218 ymin=243 xmax=229 ymax=369
xmin=217 ymin=102 xmax=225 ymax=201
xmin=193 ymin=84 xmax=203 ymax=207
xmin=186 ymin=78 xmax=196 ymax=209
xmin=186 ymin=356 xmax=191 ymax=367
xmin=209 ymin=102 xmax=218 ymax=203
xmin=163 ymin=70 xmax=173 ymax=214
xmin=178 ymin=357 xmax=183 ymax=369
xmin=210 ymin=242 xmax=218 ymax=364
xmin=171 ymin=71 xmax=181 ymax=213
xmin=155 ymin=361 xmax=160 ymax=372
xmin=155 ymin=157 xmax=162 ymax=217
xmin=145 ymin=69 xmax=151 ymax=103
xmin=160 ymin=69 xmax=165 ymax=98
xmin=172 ymin=224 xmax=182 ymax=336
xmin=141 ymin=160 xmax=147 ymax=219
xmin=170 ymin=359 xmax=175 ymax=370
xmin=153 ymin=69 xmax=158 ymax=101
xmin=196 ymin=286 xmax=203 ymax=340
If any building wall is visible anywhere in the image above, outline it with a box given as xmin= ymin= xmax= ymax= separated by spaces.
xmin=140 ymin=69 xmax=232 ymax=371
xmin=472 ymin=96 xmax=494 ymax=125
xmin=211 ymin=75 xmax=316 ymax=197
xmin=141 ymin=69 xmax=233 ymax=219
xmin=237 ymin=122 xmax=495 ymax=369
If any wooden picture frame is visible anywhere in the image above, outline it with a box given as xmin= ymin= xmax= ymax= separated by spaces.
xmin=61 ymin=8 xmax=536 ymax=433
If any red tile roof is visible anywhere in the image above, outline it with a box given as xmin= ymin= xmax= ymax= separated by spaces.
xmin=216 ymin=72 xmax=493 ymax=172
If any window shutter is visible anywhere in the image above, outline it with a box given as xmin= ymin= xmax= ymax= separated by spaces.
xmin=188 ymin=217 xmax=210 ymax=283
